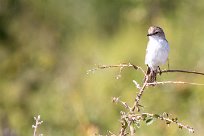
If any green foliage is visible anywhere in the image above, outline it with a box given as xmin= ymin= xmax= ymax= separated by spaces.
xmin=145 ymin=118 xmax=154 ymax=125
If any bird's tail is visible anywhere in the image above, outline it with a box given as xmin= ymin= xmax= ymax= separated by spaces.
xmin=144 ymin=66 xmax=157 ymax=84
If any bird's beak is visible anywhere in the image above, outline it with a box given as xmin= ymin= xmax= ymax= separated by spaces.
xmin=147 ymin=33 xmax=152 ymax=36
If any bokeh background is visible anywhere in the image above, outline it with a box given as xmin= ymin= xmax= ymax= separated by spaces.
xmin=1 ymin=0 xmax=204 ymax=135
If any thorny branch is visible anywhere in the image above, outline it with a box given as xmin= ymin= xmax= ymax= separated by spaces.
xmin=131 ymin=79 xmax=147 ymax=112
xmin=87 ymin=63 xmax=146 ymax=78
xmin=88 ymin=63 xmax=204 ymax=110
xmin=88 ymin=63 xmax=203 ymax=135
xmin=112 ymin=98 xmax=195 ymax=135
xmin=123 ymin=110 xmax=194 ymax=133
xmin=87 ymin=63 xmax=204 ymax=77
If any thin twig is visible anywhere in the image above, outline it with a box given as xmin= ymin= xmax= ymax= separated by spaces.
xmin=87 ymin=63 xmax=146 ymax=76
xmin=87 ymin=63 xmax=204 ymax=76
xmin=131 ymin=77 xmax=148 ymax=112
xmin=161 ymin=69 xmax=204 ymax=76
xmin=89 ymin=63 xmax=201 ymax=135
xmin=132 ymin=80 xmax=141 ymax=90
xmin=129 ymin=125 xmax=135 ymax=136
xmin=140 ymin=113 xmax=194 ymax=133
xmin=119 ymin=112 xmax=128 ymax=136
xmin=112 ymin=97 xmax=131 ymax=111
xmin=159 ymin=115 xmax=194 ymax=133
xmin=147 ymin=81 xmax=204 ymax=86
xmin=32 ymin=115 xmax=43 ymax=136
xmin=119 ymin=112 xmax=194 ymax=135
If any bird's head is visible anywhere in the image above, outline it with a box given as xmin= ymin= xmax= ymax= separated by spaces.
xmin=147 ymin=26 xmax=166 ymax=39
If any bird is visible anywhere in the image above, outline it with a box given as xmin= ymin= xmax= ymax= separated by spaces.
xmin=145 ymin=26 xmax=170 ymax=83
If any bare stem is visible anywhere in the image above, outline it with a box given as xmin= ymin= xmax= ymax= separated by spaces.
xmin=131 ymin=74 xmax=150 ymax=112
xmin=87 ymin=63 xmax=146 ymax=76
xmin=112 ymin=97 xmax=131 ymax=111
xmin=161 ymin=69 xmax=204 ymax=76
xmin=88 ymin=63 xmax=204 ymax=77
xmin=119 ymin=115 xmax=128 ymax=136
xmin=32 ymin=115 xmax=43 ymax=136
xmin=139 ymin=113 xmax=194 ymax=133
xmin=132 ymin=80 xmax=147 ymax=112
xmin=147 ymin=81 xmax=204 ymax=86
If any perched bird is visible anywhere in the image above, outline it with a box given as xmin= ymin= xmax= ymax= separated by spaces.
xmin=145 ymin=26 xmax=170 ymax=83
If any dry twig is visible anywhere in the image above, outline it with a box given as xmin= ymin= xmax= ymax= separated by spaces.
xmin=87 ymin=63 xmax=146 ymax=78
xmin=131 ymin=79 xmax=148 ymax=112
xmin=113 ymin=97 xmax=131 ymax=111
xmin=32 ymin=115 xmax=43 ymax=136
xmin=87 ymin=63 xmax=204 ymax=76
xmin=147 ymin=81 xmax=204 ymax=86
xmin=161 ymin=69 xmax=204 ymax=76
xmin=89 ymin=63 xmax=202 ymax=135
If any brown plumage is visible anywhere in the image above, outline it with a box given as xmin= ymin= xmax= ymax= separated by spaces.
xmin=145 ymin=66 xmax=157 ymax=84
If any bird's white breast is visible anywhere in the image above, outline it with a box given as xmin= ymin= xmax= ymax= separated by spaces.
xmin=145 ymin=36 xmax=169 ymax=70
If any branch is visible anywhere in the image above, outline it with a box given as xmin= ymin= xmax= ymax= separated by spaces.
xmin=147 ymin=81 xmax=204 ymax=86
xmin=87 ymin=63 xmax=146 ymax=78
xmin=139 ymin=113 xmax=194 ymax=133
xmin=32 ymin=115 xmax=43 ymax=136
xmin=119 ymin=111 xmax=129 ymax=136
xmin=112 ymin=97 xmax=131 ymax=111
xmin=131 ymin=79 xmax=148 ymax=112
xmin=87 ymin=63 xmax=204 ymax=77
xmin=117 ymin=112 xmax=194 ymax=136
xmin=89 ymin=64 xmax=204 ymax=111
xmin=161 ymin=69 xmax=204 ymax=76
xmin=89 ymin=63 xmax=201 ymax=135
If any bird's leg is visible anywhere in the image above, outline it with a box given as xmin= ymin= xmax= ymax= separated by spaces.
xmin=153 ymin=70 xmax=157 ymax=81
xmin=146 ymin=65 xmax=151 ymax=75
xmin=144 ymin=65 xmax=150 ymax=83
xmin=167 ymin=58 xmax=170 ymax=70
xmin=158 ymin=66 xmax=162 ymax=75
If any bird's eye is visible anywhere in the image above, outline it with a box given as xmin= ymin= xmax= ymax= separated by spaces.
xmin=155 ymin=32 xmax=159 ymax=34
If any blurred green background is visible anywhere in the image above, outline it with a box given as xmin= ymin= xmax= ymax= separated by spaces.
xmin=0 ymin=0 xmax=204 ymax=135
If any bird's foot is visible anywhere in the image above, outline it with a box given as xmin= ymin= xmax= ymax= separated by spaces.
xmin=158 ymin=66 xmax=162 ymax=75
